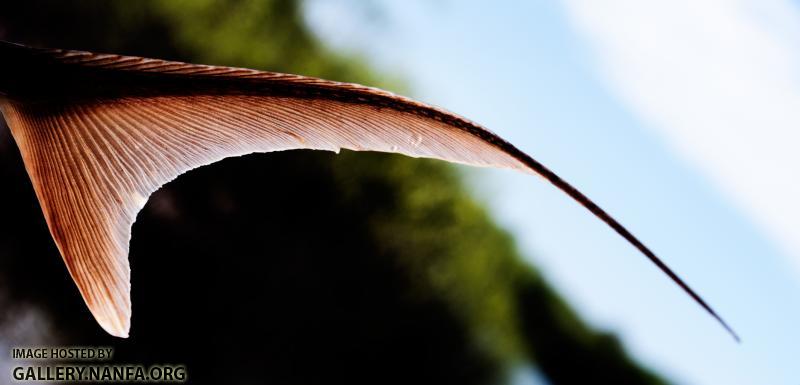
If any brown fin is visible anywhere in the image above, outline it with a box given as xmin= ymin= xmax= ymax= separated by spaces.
xmin=0 ymin=43 xmax=737 ymax=340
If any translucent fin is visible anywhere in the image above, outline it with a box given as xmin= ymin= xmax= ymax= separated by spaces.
xmin=0 ymin=43 xmax=737 ymax=340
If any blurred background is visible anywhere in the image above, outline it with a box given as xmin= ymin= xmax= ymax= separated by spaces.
xmin=0 ymin=1 xmax=797 ymax=384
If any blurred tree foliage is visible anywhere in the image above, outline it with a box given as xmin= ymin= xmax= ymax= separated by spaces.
xmin=0 ymin=1 xmax=668 ymax=384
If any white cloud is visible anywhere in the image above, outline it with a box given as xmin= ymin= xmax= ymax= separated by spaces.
xmin=562 ymin=0 xmax=800 ymax=273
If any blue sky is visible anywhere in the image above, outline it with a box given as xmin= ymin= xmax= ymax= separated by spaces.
xmin=306 ymin=1 xmax=800 ymax=384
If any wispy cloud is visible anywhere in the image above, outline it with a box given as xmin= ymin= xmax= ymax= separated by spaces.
xmin=562 ymin=0 xmax=800 ymax=274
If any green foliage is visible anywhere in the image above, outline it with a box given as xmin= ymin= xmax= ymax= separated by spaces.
xmin=332 ymin=153 xmax=526 ymax=363
xmin=0 ymin=1 xmax=670 ymax=384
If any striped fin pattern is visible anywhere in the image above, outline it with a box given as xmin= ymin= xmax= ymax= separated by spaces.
xmin=0 ymin=43 xmax=737 ymax=340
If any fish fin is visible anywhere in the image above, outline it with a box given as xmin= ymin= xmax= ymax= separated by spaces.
xmin=0 ymin=43 xmax=736 ymax=340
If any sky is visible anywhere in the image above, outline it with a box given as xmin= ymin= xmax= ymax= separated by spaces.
xmin=306 ymin=1 xmax=800 ymax=384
